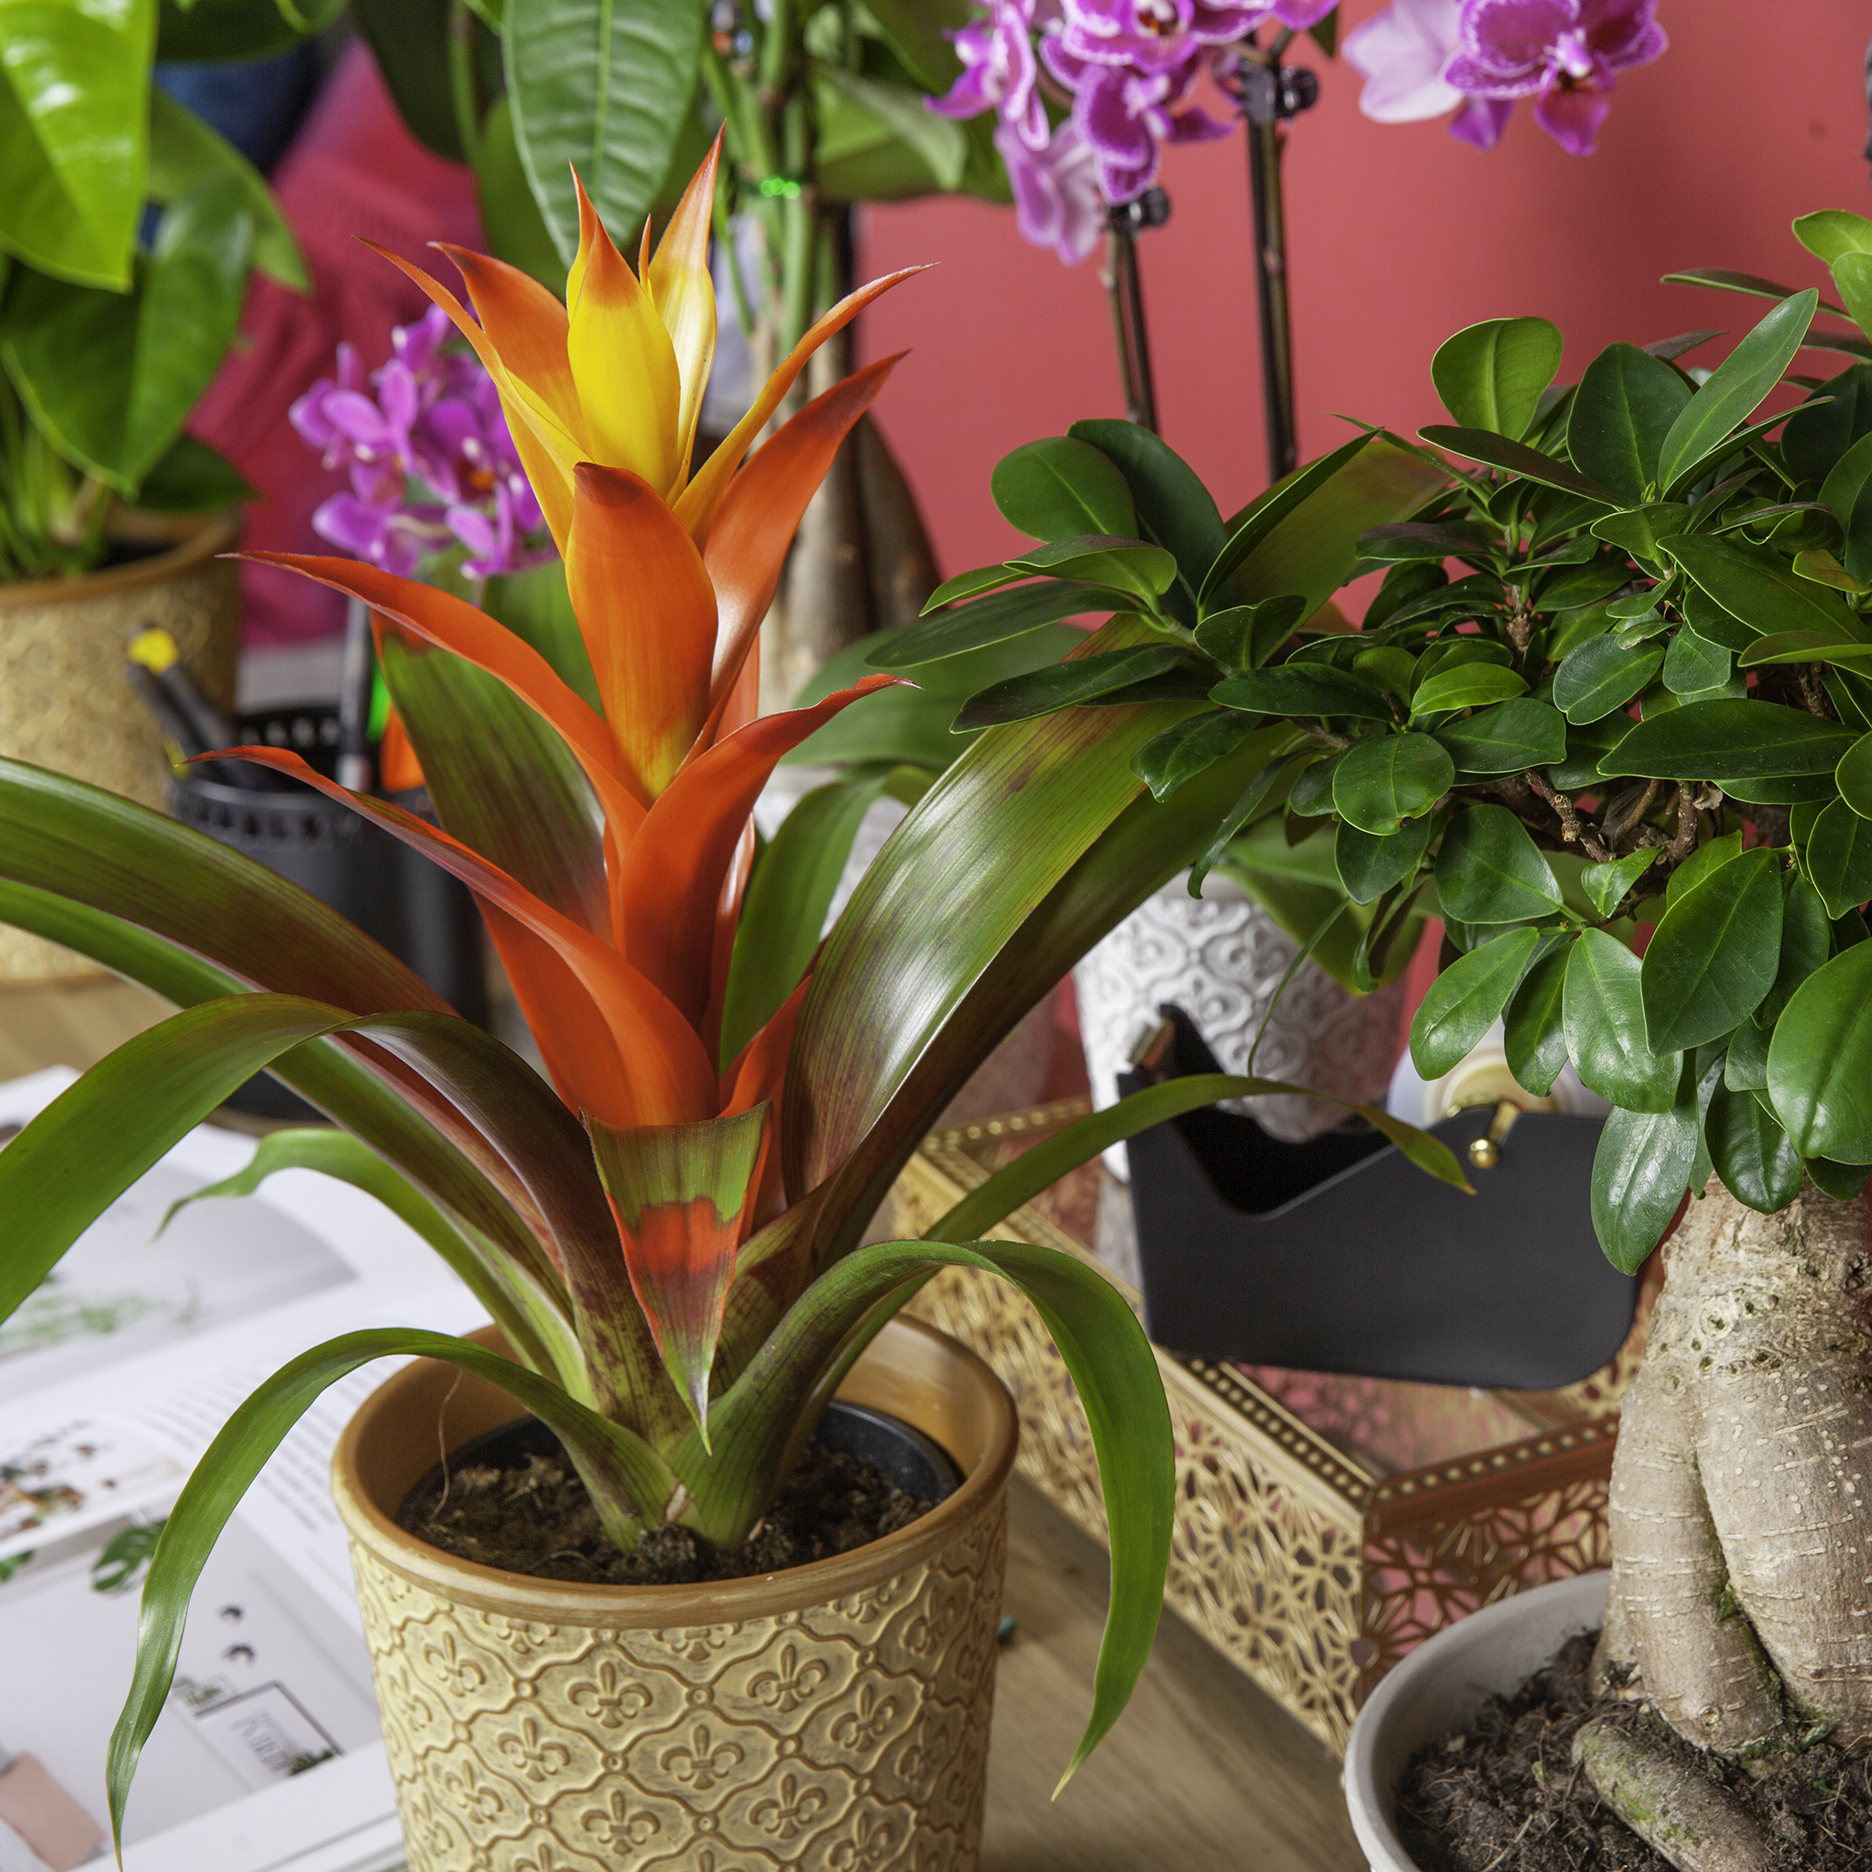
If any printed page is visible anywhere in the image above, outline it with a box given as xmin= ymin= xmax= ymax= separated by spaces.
xmin=1 ymin=1068 xmax=500 ymax=1872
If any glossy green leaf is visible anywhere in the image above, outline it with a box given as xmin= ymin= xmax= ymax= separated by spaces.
xmin=1804 ymin=799 xmax=1872 ymax=917
xmin=1661 ymin=628 xmax=1731 ymax=696
xmin=1805 ymin=1156 xmax=1872 ymax=1200
xmin=1193 ymin=595 xmax=1307 ymax=671
xmin=1615 ymin=701 xmax=1858 ymax=780
xmin=867 ymin=579 xmax=1138 ymax=670
xmin=1418 ymin=425 xmax=1618 ymax=506
xmin=1356 ymin=519 xmax=1494 ymax=563
xmin=1067 ymin=420 xmax=1225 ymax=619
xmin=0 ymin=0 xmax=152 ymax=289
xmin=147 ymin=87 xmax=303 ymax=290
xmin=1431 ymin=316 xmax=1563 ymax=440
xmin=1218 ymin=434 xmax=1451 ymax=620
xmin=1411 ymin=663 xmax=1528 ymax=716
xmin=1794 ymin=210 xmax=1872 ymax=263
xmin=1132 ymin=710 xmax=1256 ymax=802
xmin=106 ymin=1330 xmax=673 ymax=1848
xmin=1656 ymin=290 xmax=1818 ymax=491
xmin=1331 ymin=732 xmax=1453 ymax=835
xmin=1640 ymin=849 xmax=1782 ymax=1050
xmin=1352 ymin=646 xmax=1419 ymax=698
xmin=1725 ymin=1011 xmax=1771 ymax=1090
xmin=1185 ymin=744 xmax=1312 ymax=896
xmin=1837 ymin=731 xmax=1872 ymax=816
xmin=1663 ymin=531 xmax=1855 ymax=640
xmin=1552 ymin=635 xmax=1665 ymax=725
xmin=504 ymin=0 xmax=708 ymax=266
xmin=1005 ymin=535 xmax=1178 ymax=601
xmin=955 ymin=645 xmax=1187 ymax=730
xmin=818 ymin=66 xmax=966 ymax=190
xmin=1334 ymin=816 xmax=1432 ymax=906
xmin=1568 ymin=342 xmax=1691 ymax=503
xmin=1582 ymin=848 xmax=1659 ymax=917
xmin=1704 ymin=1080 xmax=1802 ymax=1214
xmin=1210 ymin=664 xmax=1390 ymax=721
xmin=991 ymin=436 xmax=1137 ymax=542
xmin=720 ymin=774 xmax=891 ymax=1069
xmin=1436 ymin=802 xmax=1564 ymax=923
xmin=1547 ymin=715 xmax=1630 ymax=789
xmin=1783 ymin=364 xmax=1872 ymax=482
xmin=1835 ymin=253 xmax=1872 ymax=341
xmin=1767 ymin=939 xmax=1872 ymax=1159
xmin=1505 ymin=943 xmax=1572 ymax=1096
xmin=1760 ymin=871 xmax=1831 ymax=1025
xmin=1591 ymin=502 xmax=1693 ymax=568
xmin=3 ymin=172 xmax=253 ymax=496
xmin=1592 ymin=1094 xmax=1697 ymax=1273
xmin=1566 ymin=927 xmax=1683 ymax=1111
xmin=1286 ymin=752 xmax=1341 ymax=815
xmin=1409 ymin=928 xmax=1541 ymax=1079
xmin=1433 ymin=698 xmax=1567 ymax=775
xmin=1665 ymin=832 xmax=1744 ymax=906
xmin=1198 ymin=434 xmax=1375 ymax=608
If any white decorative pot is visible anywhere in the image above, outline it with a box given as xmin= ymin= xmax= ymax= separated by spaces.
xmin=1343 ymin=1570 xmax=1609 ymax=1872
xmin=1072 ymin=871 xmax=1405 ymax=1171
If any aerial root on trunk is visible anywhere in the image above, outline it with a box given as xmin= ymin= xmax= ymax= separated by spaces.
xmin=1574 ymin=1714 xmax=1773 ymax=1872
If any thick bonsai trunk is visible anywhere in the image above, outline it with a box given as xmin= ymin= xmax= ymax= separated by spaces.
xmin=1578 ymin=1176 xmax=1872 ymax=1868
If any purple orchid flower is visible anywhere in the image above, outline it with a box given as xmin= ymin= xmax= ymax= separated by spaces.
xmin=996 ymin=119 xmax=1106 ymax=263
xmin=1446 ymin=0 xmax=1667 ymax=154
xmin=293 ymin=308 xmax=550 ymax=582
xmin=930 ymin=0 xmax=1050 ymax=149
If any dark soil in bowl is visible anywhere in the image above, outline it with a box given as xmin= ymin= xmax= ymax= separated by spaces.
xmin=1398 ymin=1631 xmax=1872 ymax=1871
xmin=397 ymin=1424 xmax=938 ymax=1587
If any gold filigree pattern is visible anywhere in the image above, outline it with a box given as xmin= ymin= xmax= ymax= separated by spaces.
xmin=348 ymin=1509 xmax=1007 ymax=1870
xmin=891 ymin=1104 xmax=1636 ymax=1758
xmin=0 ymin=518 xmax=240 ymax=981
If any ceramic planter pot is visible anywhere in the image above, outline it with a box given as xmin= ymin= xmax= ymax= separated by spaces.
xmin=332 ymin=1316 xmax=1019 ymax=1872
xmin=0 ymin=510 xmax=242 ymax=982
xmin=1343 ymin=1571 xmax=1609 ymax=1872
xmin=1072 ymin=870 xmax=1404 ymax=1173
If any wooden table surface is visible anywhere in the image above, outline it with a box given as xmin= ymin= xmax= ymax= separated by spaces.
xmin=0 ymin=971 xmax=1365 ymax=1871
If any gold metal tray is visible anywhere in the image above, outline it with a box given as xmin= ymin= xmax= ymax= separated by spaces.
xmin=889 ymin=1099 xmax=1647 ymax=1757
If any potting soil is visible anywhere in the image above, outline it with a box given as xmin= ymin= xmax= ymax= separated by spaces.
xmin=1397 ymin=1631 xmax=1872 ymax=1871
xmin=398 ymin=1439 xmax=933 ymax=1585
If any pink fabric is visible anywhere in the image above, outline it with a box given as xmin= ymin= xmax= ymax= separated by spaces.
xmin=190 ymin=43 xmax=485 ymax=645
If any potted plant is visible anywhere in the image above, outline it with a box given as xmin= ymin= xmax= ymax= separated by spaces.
xmin=0 ymin=147 xmax=1458 ymax=1865
xmin=876 ymin=206 xmax=1872 ymax=1868
xmin=0 ymin=0 xmax=317 ymax=980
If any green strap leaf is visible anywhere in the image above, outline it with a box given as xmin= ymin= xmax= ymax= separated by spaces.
xmin=955 ymin=645 xmax=1188 ymax=731
xmin=866 ymin=579 xmax=1143 ymax=670
xmin=106 ymin=1330 xmax=673 ymax=1851
xmin=1211 ymin=664 xmax=1391 ymax=721
xmin=1197 ymin=434 xmax=1375 ymax=608
xmin=163 ymin=1128 xmax=581 ymax=1393
xmin=504 ymin=0 xmax=709 ymax=266
xmin=693 ymin=1237 xmax=1172 ymax=1787
xmin=1656 ymin=290 xmax=1818 ymax=491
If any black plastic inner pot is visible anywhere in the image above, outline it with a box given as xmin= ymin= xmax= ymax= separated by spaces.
xmin=395 ymin=1399 xmax=962 ymax=1541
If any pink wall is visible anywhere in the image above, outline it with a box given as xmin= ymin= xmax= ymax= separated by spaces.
xmin=855 ymin=2 xmax=1872 ymax=583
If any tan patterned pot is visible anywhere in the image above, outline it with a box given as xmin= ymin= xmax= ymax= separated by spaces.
xmin=0 ymin=509 xmax=242 ymax=982
xmin=331 ymin=1317 xmax=1018 ymax=1872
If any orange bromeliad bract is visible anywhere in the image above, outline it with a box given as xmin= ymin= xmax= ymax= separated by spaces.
xmin=233 ymin=139 xmax=920 ymax=1423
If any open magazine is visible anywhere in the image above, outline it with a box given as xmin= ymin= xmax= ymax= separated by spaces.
xmin=0 ymin=1067 xmax=489 ymax=1872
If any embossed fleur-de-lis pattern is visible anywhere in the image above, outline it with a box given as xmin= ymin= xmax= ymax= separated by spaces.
xmin=0 ymin=543 xmax=240 ymax=980
xmin=349 ymin=1502 xmax=1007 ymax=1872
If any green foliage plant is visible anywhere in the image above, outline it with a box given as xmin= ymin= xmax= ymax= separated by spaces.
xmin=874 ymin=213 xmax=1872 ymax=1871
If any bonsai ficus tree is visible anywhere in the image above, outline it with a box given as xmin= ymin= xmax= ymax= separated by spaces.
xmin=875 ymin=212 xmax=1872 ymax=1867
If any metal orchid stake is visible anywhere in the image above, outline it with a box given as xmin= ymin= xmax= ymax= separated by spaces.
xmin=930 ymin=0 xmax=1669 ymax=483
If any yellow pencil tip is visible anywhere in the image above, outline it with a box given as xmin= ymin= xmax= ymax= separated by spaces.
xmin=127 ymin=627 xmax=178 ymax=673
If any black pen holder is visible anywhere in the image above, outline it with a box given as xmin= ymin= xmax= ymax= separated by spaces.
xmin=1116 ymin=1007 xmax=1636 ymax=1391
xmin=171 ymin=703 xmax=487 ymax=1120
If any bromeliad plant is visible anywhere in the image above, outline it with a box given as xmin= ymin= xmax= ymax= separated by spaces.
xmin=0 ymin=142 xmax=1461 ymax=1841
xmin=878 ymin=212 xmax=1872 ymax=1868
